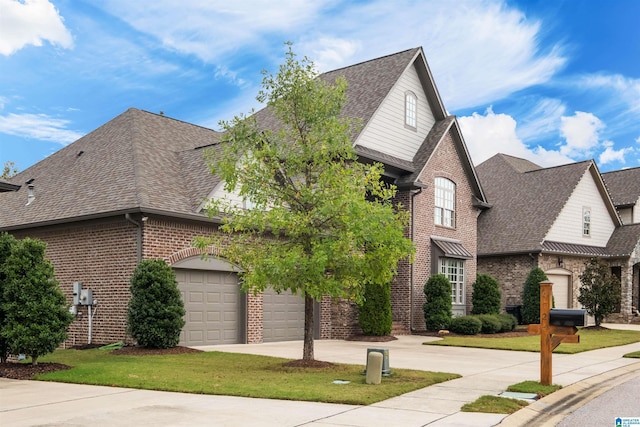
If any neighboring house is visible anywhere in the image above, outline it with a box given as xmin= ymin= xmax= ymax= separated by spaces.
xmin=602 ymin=167 xmax=640 ymax=225
xmin=476 ymin=154 xmax=640 ymax=322
xmin=0 ymin=47 xmax=487 ymax=346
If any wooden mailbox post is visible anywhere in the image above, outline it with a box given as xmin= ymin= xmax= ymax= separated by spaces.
xmin=527 ymin=281 xmax=580 ymax=385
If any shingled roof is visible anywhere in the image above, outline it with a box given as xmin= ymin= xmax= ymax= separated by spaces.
xmin=476 ymin=154 xmax=595 ymax=255
xmin=0 ymin=109 xmax=220 ymax=229
xmin=602 ymin=167 xmax=640 ymax=207
xmin=1 ymin=47 xmax=487 ymax=230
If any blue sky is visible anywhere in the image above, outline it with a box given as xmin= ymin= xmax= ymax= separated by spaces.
xmin=1 ymin=0 xmax=639 ymax=174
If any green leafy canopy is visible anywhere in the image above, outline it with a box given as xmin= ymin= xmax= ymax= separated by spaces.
xmin=197 ymin=44 xmax=414 ymax=304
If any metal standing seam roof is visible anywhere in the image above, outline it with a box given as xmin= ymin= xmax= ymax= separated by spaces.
xmin=431 ymin=237 xmax=473 ymax=259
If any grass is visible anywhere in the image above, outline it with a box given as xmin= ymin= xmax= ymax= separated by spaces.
xmin=624 ymin=351 xmax=640 ymax=358
xmin=461 ymin=395 xmax=529 ymax=414
xmin=36 ymin=349 xmax=459 ymax=405
xmin=425 ymin=328 xmax=640 ymax=353
xmin=462 ymin=380 xmax=561 ymax=414
xmin=508 ymin=380 xmax=562 ymax=397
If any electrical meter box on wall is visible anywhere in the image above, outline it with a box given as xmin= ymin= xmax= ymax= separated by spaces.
xmin=73 ymin=282 xmax=83 ymax=305
xmin=80 ymin=289 xmax=94 ymax=306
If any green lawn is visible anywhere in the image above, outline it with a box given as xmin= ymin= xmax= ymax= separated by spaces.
xmin=461 ymin=395 xmax=529 ymax=414
xmin=624 ymin=351 xmax=640 ymax=358
xmin=36 ymin=349 xmax=459 ymax=405
xmin=425 ymin=328 xmax=640 ymax=353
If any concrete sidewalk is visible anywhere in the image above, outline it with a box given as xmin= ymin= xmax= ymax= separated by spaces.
xmin=1 ymin=324 xmax=639 ymax=426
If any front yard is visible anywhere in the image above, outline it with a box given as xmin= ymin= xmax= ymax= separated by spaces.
xmin=5 ymin=348 xmax=459 ymax=406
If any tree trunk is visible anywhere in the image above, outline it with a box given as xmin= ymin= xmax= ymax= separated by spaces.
xmin=31 ymin=355 xmax=38 ymax=366
xmin=302 ymin=293 xmax=314 ymax=361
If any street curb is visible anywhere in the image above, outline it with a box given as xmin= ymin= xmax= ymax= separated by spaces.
xmin=498 ymin=361 xmax=640 ymax=427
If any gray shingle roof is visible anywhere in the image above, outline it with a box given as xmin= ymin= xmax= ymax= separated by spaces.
xmin=602 ymin=167 xmax=640 ymax=207
xmin=0 ymin=108 xmax=220 ymax=229
xmin=0 ymin=47 xmax=487 ymax=229
xmin=606 ymin=223 xmax=640 ymax=257
xmin=477 ymin=154 xmax=593 ymax=255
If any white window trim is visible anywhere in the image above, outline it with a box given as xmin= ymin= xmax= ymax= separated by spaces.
xmin=440 ymin=257 xmax=465 ymax=305
xmin=404 ymin=91 xmax=417 ymax=130
xmin=434 ymin=177 xmax=456 ymax=228
xmin=583 ymin=206 xmax=591 ymax=237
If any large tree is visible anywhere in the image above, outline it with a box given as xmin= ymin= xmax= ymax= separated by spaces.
xmin=0 ymin=232 xmax=18 ymax=363
xmin=198 ymin=44 xmax=414 ymax=361
xmin=578 ymin=258 xmax=621 ymax=326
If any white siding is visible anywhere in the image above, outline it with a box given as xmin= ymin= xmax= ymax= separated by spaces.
xmin=356 ymin=63 xmax=435 ymax=161
xmin=634 ymin=197 xmax=640 ymax=224
xmin=619 ymin=207 xmax=633 ymax=224
xmin=200 ymin=181 xmax=244 ymax=212
xmin=545 ymin=170 xmax=616 ymax=246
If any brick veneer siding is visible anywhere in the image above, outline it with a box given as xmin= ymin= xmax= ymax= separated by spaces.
xmin=410 ymin=129 xmax=480 ymax=330
xmin=477 ymin=254 xmax=538 ymax=309
xmin=11 ymin=217 xmax=138 ymax=347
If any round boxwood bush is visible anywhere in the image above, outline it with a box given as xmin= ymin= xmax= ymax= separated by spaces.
xmin=521 ymin=267 xmax=549 ymax=324
xmin=127 ymin=259 xmax=186 ymax=348
xmin=423 ymin=274 xmax=453 ymax=331
xmin=358 ymin=281 xmax=392 ymax=336
xmin=497 ymin=313 xmax=517 ymax=332
xmin=475 ymin=314 xmax=502 ymax=334
xmin=471 ymin=274 xmax=501 ymax=315
xmin=449 ymin=316 xmax=482 ymax=335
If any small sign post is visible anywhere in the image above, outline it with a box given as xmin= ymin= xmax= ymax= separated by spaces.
xmin=527 ymin=281 xmax=580 ymax=385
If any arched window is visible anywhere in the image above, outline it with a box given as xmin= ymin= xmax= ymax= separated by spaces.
xmin=434 ymin=177 xmax=455 ymax=227
xmin=405 ymin=91 xmax=417 ymax=129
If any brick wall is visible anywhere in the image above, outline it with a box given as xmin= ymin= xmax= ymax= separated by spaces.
xmin=410 ymin=129 xmax=480 ymax=330
xmin=477 ymin=254 xmax=538 ymax=309
xmin=11 ymin=216 xmax=138 ymax=347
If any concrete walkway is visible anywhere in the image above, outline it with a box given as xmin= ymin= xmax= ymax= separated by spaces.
xmin=1 ymin=324 xmax=639 ymax=426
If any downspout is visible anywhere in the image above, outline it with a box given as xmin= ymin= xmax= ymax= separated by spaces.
xmin=125 ymin=213 xmax=142 ymax=262
xmin=409 ymin=187 xmax=422 ymax=332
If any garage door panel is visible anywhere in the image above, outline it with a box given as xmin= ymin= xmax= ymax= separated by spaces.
xmin=546 ymin=273 xmax=570 ymax=309
xmin=177 ymin=269 xmax=241 ymax=346
xmin=263 ymin=289 xmax=305 ymax=343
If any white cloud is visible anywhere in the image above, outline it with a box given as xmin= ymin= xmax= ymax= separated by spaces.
xmin=0 ymin=113 xmax=82 ymax=144
xmin=579 ymin=73 xmax=640 ymax=115
xmin=559 ymin=111 xmax=604 ymax=158
xmin=516 ymin=98 xmax=567 ymax=142
xmin=99 ymin=0 xmax=328 ymax=62
xmin=598 ymin=141 xmax=633 ymax=165
xmin=97 ymin=0 xmax=565 ymax=111
xmin=0 ymin=0 xmax=73 ymax=56
xmin=293 ymin=0 xmax=566 ymax=110
xmin=459 ymin=108 xmax=574 ymax=167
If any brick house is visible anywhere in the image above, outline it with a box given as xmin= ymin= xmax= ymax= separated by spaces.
xmin=476 ymin=154 xmax=640 ymax=322
xmin=0 ymin=47 xmax=487 ymax=346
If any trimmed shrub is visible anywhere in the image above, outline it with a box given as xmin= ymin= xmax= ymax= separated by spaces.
xmin=450 ymin=316 xmax=482 ymax=335
xmin=497 ymin=313 xmax=517 ymax=332
xmin=475 ymin=314 xmax=502 ymax=334
xmin=0 ymin=232 xmax=17 ymax=363
xmin=127 ymin=259 xmax=186 ymax=348
xmin=521 ymin=267 xmax=549 ymax=324
xmin=471 ymin=274 xmax=501 ymax=315
xmin=2 ymin=238 xmax=73 ymax=365
xmin=578 ymin=258 xmax=621 ymax=326
xmin=423 ymin=274 xmax=453 ymax=331
xmin=358 ymin=281 xmax=392 ymax=336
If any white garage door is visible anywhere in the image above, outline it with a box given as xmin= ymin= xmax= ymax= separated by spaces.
xmin=547 ymin=273 xmax=570 ymax=309
xmin=176 ymin=269 xmax=241 ymax=346
xmin=262 ymin=289 xmax=305 ymax=342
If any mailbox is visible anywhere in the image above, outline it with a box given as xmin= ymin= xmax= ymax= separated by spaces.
xmin=549 ymin=309 xmax=586 ymax=327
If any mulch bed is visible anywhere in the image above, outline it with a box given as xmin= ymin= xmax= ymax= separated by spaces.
xmin=0 ymin=362 xmax=71 ymax=380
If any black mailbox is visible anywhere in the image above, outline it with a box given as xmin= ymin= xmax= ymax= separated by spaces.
xmin=549 ymin=309 xmax=586 ymax=327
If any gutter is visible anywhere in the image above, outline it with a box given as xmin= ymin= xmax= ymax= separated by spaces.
xmin=125 ymin=213 xmax=143 ymax=262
